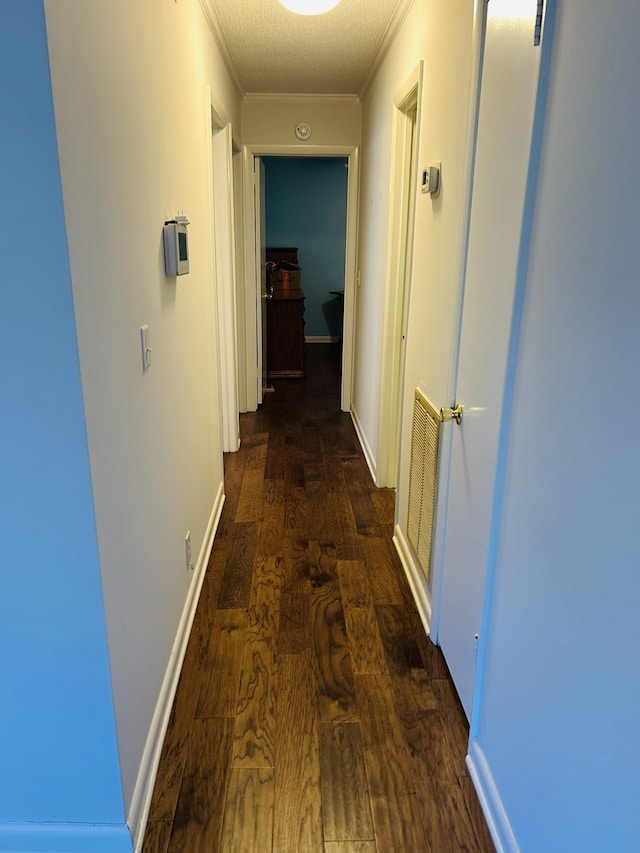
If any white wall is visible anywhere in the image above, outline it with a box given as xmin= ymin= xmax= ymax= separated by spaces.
xmin=469 ymin=1 xmax=640 ymax=849
xmin=355 ymin=0 xmax=473 ymax=503
xmin=242 ymin=94 xmax=361 ymax=147
xmin=44 ymin=0 xmax=241 ymax=828
xmin=0 ymin=4 xmax=128 ymax=850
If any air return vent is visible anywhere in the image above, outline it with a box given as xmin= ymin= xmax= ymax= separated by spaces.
xmin=407 ymin=389 xmax=441 ymax=585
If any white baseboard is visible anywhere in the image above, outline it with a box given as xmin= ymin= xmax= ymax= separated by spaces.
xmin=304 ymin=335 xmax=340 ymax=343
xmin=128 ymin=482 xmax=225 ymax=853
xmin=467 ymin=739 xmax=520 ymax=853
xmin=393 ymin=523 xmax=432 ymax=636
xmin=350 ymin=406 xmax=377 ymax=483
xmin=0 ymin=823 xmax=133 ymax=852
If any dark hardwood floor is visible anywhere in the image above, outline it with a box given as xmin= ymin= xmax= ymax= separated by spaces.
xmin=142 ymin=343 xmax=494 ymax=852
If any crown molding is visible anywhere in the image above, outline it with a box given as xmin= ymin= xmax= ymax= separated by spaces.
xmin=198 ymin=0 xmax=245 ymax=98
xmin=360 ymin=0 xmax=415 ymax=99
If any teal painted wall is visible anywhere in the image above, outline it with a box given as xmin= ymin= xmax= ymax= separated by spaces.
xmin=0 ymin=3 xmax=129 ymax=848
xmin=264 ymin=157 xmax=348 ymax=340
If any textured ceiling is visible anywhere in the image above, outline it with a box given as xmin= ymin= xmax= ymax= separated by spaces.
xmin=207 ymin=0 xmax=409 ymax=95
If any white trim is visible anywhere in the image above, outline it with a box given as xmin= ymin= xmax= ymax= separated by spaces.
xmin=350 ymin=406 xmax=377 ymax=483
xmin=198 ymin=0 xmax=244 ymax=97
xmin=393 ymin=523 xmax=432 ymax=636
xmin=305 ymin=335 xmax=340 ymax=343
xmin=207 ymin=88 xmax=241 ymax=452
xmin=240 ymin=143 xmax=360 ymax=415
xmin=241 ymin=147 xmax=259 ymax=411
xmin=233 ymin=148 xmax=248 ymax=413
xmin=341 ymin=145 xmax=359 ymax=413
xmin=467 ymin=739 xmax=520 ymax=853
xmin=376 ymin=63 xmax=422 ymax=488
xmin=360 ymin=0 xmax=416 ymax=99
xmin=245 ymin=144 xmax=359 ymax=157
xmin=128 ymin=484 xmax=225 ymax=853
xmin=243 ymin=93 xmax=360 ymax=104
xmin=0 ymin=824 xmax=132 ymax=853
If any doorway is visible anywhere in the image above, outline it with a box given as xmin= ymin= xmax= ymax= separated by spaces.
xmin=240 ymin=144 xmax=360 ymax=415
xmin=263 ymin=156 xmax=348 ymax=380
xmin=376 ymin=64 xmax=422 ymax=489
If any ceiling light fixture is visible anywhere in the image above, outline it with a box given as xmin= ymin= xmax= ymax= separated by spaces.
xmin=279 ymin=0 xmax=341 ymax=15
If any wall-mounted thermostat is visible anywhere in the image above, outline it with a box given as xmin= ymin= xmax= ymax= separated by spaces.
xmin=421 ymin=162 xmax=441 ymax=198
xmin=163 ymin=215 xmax=190 ymax=276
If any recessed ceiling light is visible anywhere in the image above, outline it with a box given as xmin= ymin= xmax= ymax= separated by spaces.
xmin=279 ymin=0 xmax=341 ymax=15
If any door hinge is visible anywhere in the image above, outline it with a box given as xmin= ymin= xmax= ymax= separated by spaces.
xmin=534 ymin=0 xmax=544 ymax=45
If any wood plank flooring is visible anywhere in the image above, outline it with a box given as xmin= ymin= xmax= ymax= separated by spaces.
xmin=142 ymin=343 xmax=494 ymax=853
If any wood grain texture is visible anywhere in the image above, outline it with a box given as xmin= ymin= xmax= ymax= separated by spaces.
xmin=339 ymin=561 xmax=388 ymax=676
xmin=244 ymin=433 xmax=268 ymax=470
xmin=327 ymin=486 xmax=362 ymax=560
xmin=273 ymin=652 xmax=323 ymax=852
xmin=318 ymin=722 xmax=374 ymax=842
xmin=375 ymin=604 xmax=438 ymax=743
xmin=196 ymin=609 xmax=248 ymax=720
xmin=279 ymin=591 xmax=312 ymax=654
xmin=459 ymin=774 xmax=496 ymax=852
xmin=282 ymin=531 xmax=310 ymax=594
xmin=217 ymin=522 xmax=257 ymax=609
xmin=231 ymin=631 xmax=278 ymax=768
xmin=255 ymin=478 xmax=285 ymax=558
xmin=284 ymin=483 xmax=308 ymax=531
xmin=307 ymin=479 xmax=329 ymax=540
xmin=431 ymin=676 xmax=472 ymax=774
xmin=264 ymin=425 xmax=285 ymax=480
xmin=355 ymin=674 xmax=419 ymax=798
xmin=231 ymin=556 xmax=281 ymax=767
xmin=370 ymin=488 xmax=395 ymax=528
xmin=342 ymin=605 xmax=388 ymax=676
xmin=370 ymin=792 xmax=432 ymax=852
xmin=146 ymin=613 xmax=206 ymax=825
xmin=142 ymin=345 xmax=492 ymax=853
xmin=361 ymin=537 xmax=404 ymax=605
xmin=234 ymin=467 xmax=265 ymax=522
xmin=312 ymin=581 xmax=357 ymax=722
xmin=141 ymin=820 xmax=171 ymax=853
xmin=220 ymin=768 xmax=274 ymax=853
xmin=308 ymin=539 xmax=338 ymax=588
xmin=337 ymin=560 xmax=373 ymax=609
xmin=167 ymin=717 xmax=233 ymax=853
xmin=413 ymin=771 xmax=485 ymax=853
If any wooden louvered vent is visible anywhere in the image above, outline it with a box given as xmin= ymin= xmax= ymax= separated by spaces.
xmin=407 ymin=389 xmax=441 ymax=585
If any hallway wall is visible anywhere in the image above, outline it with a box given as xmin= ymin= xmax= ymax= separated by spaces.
xmin=0 ymin=3 xmax=127 ymax=849
xmin=44 ymin=0 xmax=241 ymax=837
xmin=354 ymin=0 xmax=474 ymax=492
xmin=241 ymin=94 xmax=361 ymax=148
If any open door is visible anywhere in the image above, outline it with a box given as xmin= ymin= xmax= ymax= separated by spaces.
xmin=437 ymin=0 xmax=550 ymax=718
xmin=254 ymin=157 xmax=268 ymax=403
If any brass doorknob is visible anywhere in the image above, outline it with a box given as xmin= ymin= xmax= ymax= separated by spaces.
xmin=440 ymin=404 xmax=463 ymax=425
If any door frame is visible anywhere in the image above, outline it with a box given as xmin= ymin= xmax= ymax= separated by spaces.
xmin=206 ymin=86 xmax=240 ymax=451
xmin=241 ymin=143 xmax=360 ymax=413
xmin=376 ymin=63 xmax=422 ymax=488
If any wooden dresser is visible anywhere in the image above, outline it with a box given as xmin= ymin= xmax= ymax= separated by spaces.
xmin=266 ymin=247 xmax=305 ymax=379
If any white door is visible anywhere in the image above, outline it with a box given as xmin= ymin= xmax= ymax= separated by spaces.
xmin=437 ymin=0 xmax=549 ymax=718
xmin=253 ymin=157 xmax=268 ymax=403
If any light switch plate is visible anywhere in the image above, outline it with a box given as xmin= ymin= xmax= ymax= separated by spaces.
xmin=140 ymin=325 xmax=151 ymax=371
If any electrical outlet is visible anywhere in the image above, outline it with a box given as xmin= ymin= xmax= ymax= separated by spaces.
xmin=185 ymin=531 xmax=192 ymax=571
